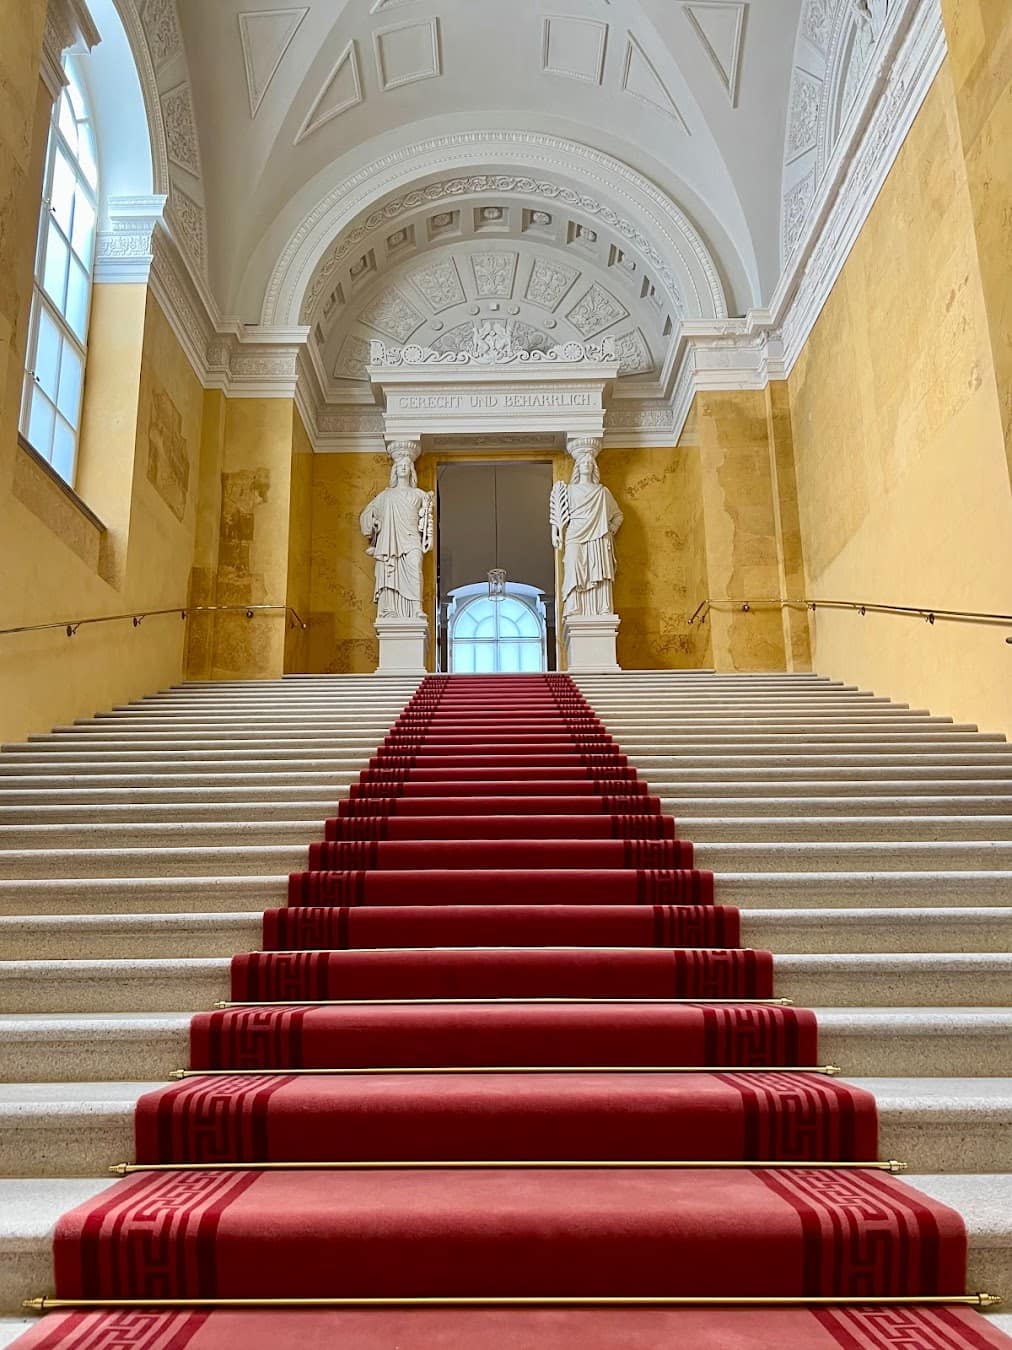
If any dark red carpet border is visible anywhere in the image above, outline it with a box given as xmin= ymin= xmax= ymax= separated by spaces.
xmin=17 ymin=674 xmax=1006 ymax=1349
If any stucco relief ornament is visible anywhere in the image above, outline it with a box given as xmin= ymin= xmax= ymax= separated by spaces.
xmin=550 ymin=439 xmax=623 ymax=619
xmin=368 ymin=328 xmax=617 ymax=367
xmin=360 ymin=442 xmax=434 ymax=621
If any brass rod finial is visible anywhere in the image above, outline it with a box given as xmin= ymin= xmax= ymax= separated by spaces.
xmin=109 ymin=1163 xmax=130 ymax=1176
xmin=887 ymin=1160 xmax=907 ymax=1173
xmin=824 ymin=1065 xmax=842 ymax=1076
xmin=168 ymin=1069 xmax=187 ymax=1080
xmin=978 ymin=1293 xmax=1003 ymax=1308
xmin=23 ymin=1298 xmax=47 ymax=1311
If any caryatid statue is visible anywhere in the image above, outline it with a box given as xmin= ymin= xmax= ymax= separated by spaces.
xmin=360 ymin=441 xmax=434 ymax=621
xmin=550 ymin=437 xmax=624 ymax=618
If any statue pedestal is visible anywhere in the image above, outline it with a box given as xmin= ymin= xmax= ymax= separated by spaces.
xmin=563 ymin=613 xmax=621 ymax=673
xmin=375 ymin=617 xmax=428 ymax=675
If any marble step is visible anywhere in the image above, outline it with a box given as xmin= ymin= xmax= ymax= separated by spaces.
xmin=1 ymin=907 xmax=1009 ymax=962
xmin=0 ymin=771 xmax=364 ymax=793
xmin=0 ymin=760 xmax=368 ymax=780
xmin=1 ymin=1077 xmax=1008 ymax=1177
xmin=5 ymin=795 xmax=1012 ymax=827
xmin=5 ymin=815 xmax=1012 ymax=852
xmin=0 ymin=821 xmax=323 ymax=850
xmin=634 ymin=752 xmax=1012 ymax=769
xmin=2 ymin=1008 xmax=1012 ymax=1082
xmin=20 ymin=724 xmax=979 ymax=749
xmin=679 ymin=816 xmax=1012 ymax=843
xmin=2 ymin=870 xmax=1009 ymax=916
xmin=2 ymin=839 xmax=1012 ymax=880
xmin=0 ymin=1170 xmax=1009 ymax=1315
xmin=13 ymin=732 xmax=1004 ymax=757
xmin=1 ymin=952 xmax=1011 ymax=1014
xmin=661 ymin=792 xmax=1012 ymax=812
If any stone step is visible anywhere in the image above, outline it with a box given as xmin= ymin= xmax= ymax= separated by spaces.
xmin=648 ymin=765 xmax=1012 ymax=783
xmin=2 ymin=870 xmax=1009 ymax=916
xmin=0 ymin=800 xmax=343 ymax=825
xmin=0 ymin=906 xmax=1008 ymax=962
xmin=635 ymin=752 xmax=1012 ymax=769
xmin=0 ymin=759 xmax=368 ymax=779
xmin=0 ymin=952 xmax=1010 ymax=1014
xmin=0 ymin=821 xmax=322 ymax=850
xmin=21 ymin=723 xmax=980 ymax=749
xmin=5 ymin=814 xmax=1012 ymax=851
xmin=663 ymin=793 xmax=1012 ymax=812
xmin=5 ymin=795 xmax=1012 ymax=828
xmin=1 ymin=1076 xmax=1008 ymax=1177
xmin=1 ymin=839 xmax=1011 ymax=880
xmin=15 ymin=731 xmax=1004 ymax=756
xmin=0 ymin=771 xmax=364 ymax=792
xmin=695 ymin=841 xmax=1012 ymax=872
xmin=0 ymin=1008 xmax=1010 ymax=1082
xmin=680 ymin=816 xmax=1012 ymax=842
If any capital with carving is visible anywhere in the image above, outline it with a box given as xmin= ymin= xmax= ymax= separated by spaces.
xmin=566 ymin=434 xmax=603 ymax=462
xmin=386 ymin=438 xmax=422 ymax=466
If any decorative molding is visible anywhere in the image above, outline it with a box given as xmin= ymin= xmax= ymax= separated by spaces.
xmin=138 ymin=0 xmax=183 ymax=68
xmin=368 ymin=328 xmax=619 ymax=368
xmin=683 ymin=2 xmax=747 ymax=106
xmin=239 ymin=7 xmax=308 ymax=118
xmin=372 ymin=18 xmax=441 ymax=92
xmin=263 ymin=132 xmax=728 ymax=328
xmin=42 ymin=0 xmax=100 ymax=99
xmin=168 ymin=182 xmax=206 ymax=274
xmin=160 ymin=80 xmax=202 ymax=178
xmin=94 ymin=194 xmax=168 ymax=283
xmin=620 ymin=33 xmax=689 ymax=131
xmin=542 ymin=16 xmax=609 ymax=85
xmin=295 ymin=40 xmax=363 ymax=143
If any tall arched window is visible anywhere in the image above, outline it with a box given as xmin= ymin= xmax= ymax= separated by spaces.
xmin=20 ymin=63 xmax=98 ymax=485
xmin=448 ymin=584 xmax=548 ymax=674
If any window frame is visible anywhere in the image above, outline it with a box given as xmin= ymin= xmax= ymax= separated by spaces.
xmin=19 ymin=61 xmax=99 ymax=487
xmin=449 ymin=591 xmax=548 ymax=674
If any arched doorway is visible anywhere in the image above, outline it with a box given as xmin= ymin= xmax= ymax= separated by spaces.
xmin=447 ymin=583 xmax=547 ymax=673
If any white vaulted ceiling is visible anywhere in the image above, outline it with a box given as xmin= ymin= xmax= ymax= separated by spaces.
xmin=105 ymin=0 xmax=913 ymax=416
xmin=171 ymin=0 xmax=803 ymax=318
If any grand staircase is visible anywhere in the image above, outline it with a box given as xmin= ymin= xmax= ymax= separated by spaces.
xmin=0 ymin=669 xmax=1010 ymax=1346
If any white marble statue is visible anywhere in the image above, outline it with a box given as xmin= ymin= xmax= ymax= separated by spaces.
xmin=360 ymin=448 xmax=434 ymax=620
xmin=550 ymin=442 xmax=624 ymax=618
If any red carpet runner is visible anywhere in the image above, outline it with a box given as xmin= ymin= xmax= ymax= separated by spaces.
xmin=18 ymin=675 xmax=1009 ymax=1349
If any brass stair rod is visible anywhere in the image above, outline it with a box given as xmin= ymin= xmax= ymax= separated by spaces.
xmin=213 ymin=997 xmax=793 ymax=1009
xmin=25 ymin=1294 xmax=1004 ymax=1312
xmin=111 ymin=1159 xmax=908 ymax=1175
xmin=171 ymin=1065 xmax=842 ymax=1079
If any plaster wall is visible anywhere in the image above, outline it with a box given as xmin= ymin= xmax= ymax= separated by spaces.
xmin=0 ymin=291 xmax=204 ymax=743
xmin=941 ymin=0 xmax=1012 ymax=487
xmin=787 ymin=62 xmax=1012 ymax=735
xmin=599 ymin=445 xmax=711 ymax=671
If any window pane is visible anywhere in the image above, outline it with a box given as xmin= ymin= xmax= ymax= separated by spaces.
xmin=78 ymin=125 xmax=98 ymax=191
xmin=58 ymin=91 xmax=78 ymax=149
xmin=27 ymin=387 xmax=56 ymax=459
xmin=455 ymin=610 xmax=479 ymax=638
xmin=498 ymin=642 xmax=522 ymax=674
xmin=51 ymin=416 xmax=76 ymax=482
xmin=57 ymin=341 xmax=83 ymax=423
xmin=34 ymin=306 xmax=62 ymax=398
xmin=519 ymin=642 xmax=543 ymax=673
xmin=474 ymin=614 xmax=495 ymax=639
xmin=514 ymin=607 xmax=541 ymax=638
xmin=474 ymin=643 xmax=495 ymax=673
xmin=65 ymin=259 xmax=90 ymax=341
xmin=71 ymin=191 xmax=95 ymax=264
xmin=42 ymin=224 xmax=69 ymax=307
xmin=51 ymin=149 xmax=76 ymax=234
xmin=451 ymin=642 xmax=475 ymax=674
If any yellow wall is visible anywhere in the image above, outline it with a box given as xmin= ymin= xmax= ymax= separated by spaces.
xmin=787 ymin=61 xmax=1012 ymax=735
xmin=599 ymin=444 xmax=711 ymax=670
xmin=0 ymin=291 xmax=204 ymax=743
xmin=941 ymin=0 xmax=1012 ymax=487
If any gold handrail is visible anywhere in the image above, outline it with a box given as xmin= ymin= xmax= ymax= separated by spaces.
xmin=689 ymin=597 xmax=1012 ymax=632
xmin=0 ymin=604 xmax=307 ymax=640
